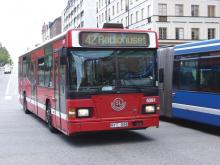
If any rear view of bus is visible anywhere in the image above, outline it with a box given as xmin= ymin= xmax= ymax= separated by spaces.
xmin=19 ymin=24 xmax=160 ymax=135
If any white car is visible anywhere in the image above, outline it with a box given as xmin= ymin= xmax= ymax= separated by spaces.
xmin=4 ymin=65 xmax=12 ymax=74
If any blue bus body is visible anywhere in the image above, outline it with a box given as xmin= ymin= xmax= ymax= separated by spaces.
xmin=172 ymin=39 xmax=220 ymax=127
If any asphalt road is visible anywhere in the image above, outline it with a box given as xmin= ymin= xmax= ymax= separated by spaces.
xmin=0 ymin=67 xmax=220 ymax=165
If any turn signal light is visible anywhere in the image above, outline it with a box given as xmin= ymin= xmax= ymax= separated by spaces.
xmin=68 ymin=108 xmax=76 ymax=118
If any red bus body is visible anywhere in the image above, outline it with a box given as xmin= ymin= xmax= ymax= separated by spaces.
xmin=18 ymin=28 xmax=160 ymax=135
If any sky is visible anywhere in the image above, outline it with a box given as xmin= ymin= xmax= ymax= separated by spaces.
xmin=0 ymin=0 xmax=66 ymax=63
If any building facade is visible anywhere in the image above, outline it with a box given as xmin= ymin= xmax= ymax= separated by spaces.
xmin=50 ymin=17 xmax=62 ymax=39
xmin=96 ymin=0 xmax=220 ymax=45
xmin=42 ymin=23 xmax=50 ymax=42
xmin=41 ymin=17 xmax=62 ymax=42
xmin=62 ymin=0 xmax=97 ymax=32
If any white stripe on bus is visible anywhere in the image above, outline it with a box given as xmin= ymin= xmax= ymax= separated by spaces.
xmin=24 ymin=96 xmax=67 ymax=120
xmin=172 ymin=103 xmax=220 ymax=116
xmin=175 ymin=42 xmax=220 ymax=52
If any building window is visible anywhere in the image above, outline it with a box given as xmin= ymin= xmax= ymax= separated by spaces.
xmin=147 ymin=5 xmax=151 ymax=17
xmin=136 ymin=11 xmax=139 ymax=22
xmin=112 ymin=6 xmax=115 ymax=16
xmin=97 ymin=16 xmax=99 ymax=26
xmin=126 ymin=16 xmax=128 ymax=27
xmin=175 ymin=4 xmax=183 ymax=16
xmin=130 ymin=13 xmax=133 ymax=24
xmin=208 ymin=28 xmax=215 ymax=39
xmin=175 ymin=28 xmax=184 ymax=40
xmin=158 ymin=16 xmax=167 ymax=22
xmin=191 ymin=28 xmax=199 ymax=40
xmin=141 ymin=8 xmax=144 ymax=20
xmin=158 ymin=4 xmax=167 ymax=16
xmin=99 ymin=0 xmax=101 ymax=8
xmin=159 ymin=27 xmax=167 ymax=40
xmin=108 ymin=8 xmax=110 ymax=21
xmin=96 ymin=2 xmax=98 ymax=13
xmin=99 ymin=15 xmax=102 ymax=24
xmin=105 ymin=10 xmax=107 ymax=21
xmin=191 ymin=5 xmax=199 ymax=16
xmin=208 ymin=5 xmax=215 ymax=17
xmin=125 ymin=0 xmax=129 ymax=11
xmin=121 ymin=0 xmax=123 ymax=11
xmin=117 ymin=2 xmax=119 ymax=13
xmin=102 ymin=13 xmax=104 ymax=22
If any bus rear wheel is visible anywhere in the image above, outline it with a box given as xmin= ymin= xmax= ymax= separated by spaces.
xmin=46 ymin=103 xmax=58 ymax=133
xmin=23 ymin=94 xmax=30 ymax=114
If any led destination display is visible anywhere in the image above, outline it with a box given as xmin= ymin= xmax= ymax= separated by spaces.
xmin=79 ymin=32 xmax=149 ymax=47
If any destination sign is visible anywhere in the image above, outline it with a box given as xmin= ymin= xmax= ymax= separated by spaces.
xmin=79 ymin=32 xmax=149 ymax=47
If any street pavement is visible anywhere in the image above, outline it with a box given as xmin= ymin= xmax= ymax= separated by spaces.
xmin=0 ymin=67 xmax=220 ymax=165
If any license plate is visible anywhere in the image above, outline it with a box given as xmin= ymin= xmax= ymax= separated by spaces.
xmin=110 ymin=122 xmax=128 ymax=128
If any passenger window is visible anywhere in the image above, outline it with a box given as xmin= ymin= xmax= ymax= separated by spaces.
xmin=44 ymin=46 xmax=53 ymax=87
xmin=38 ymin=58 xmax=44 ymax=86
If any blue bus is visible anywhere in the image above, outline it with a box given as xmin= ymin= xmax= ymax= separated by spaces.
xmin=159 ymin=39 xmax=220 ymax=127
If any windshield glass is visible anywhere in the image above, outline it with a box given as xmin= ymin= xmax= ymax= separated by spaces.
xmin=69 ymin=49 xmax=156 ymax=92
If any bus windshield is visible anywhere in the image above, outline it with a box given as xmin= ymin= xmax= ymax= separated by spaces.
xmin=69 ymin=49 xmax=156 ymax=93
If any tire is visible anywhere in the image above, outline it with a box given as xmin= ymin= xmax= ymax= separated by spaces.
xmin=46 ymin=103 xmax=58 ymax=133
xmin=23 ymin=95 xmax=30 ymax=114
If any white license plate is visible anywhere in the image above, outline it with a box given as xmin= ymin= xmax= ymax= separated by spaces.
xmin=110 ymin=122 xmax=128 ymax=128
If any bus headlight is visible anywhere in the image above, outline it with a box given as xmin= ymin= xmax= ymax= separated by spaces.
xmin=143 ymin=105 xmax=156 ymax=114
xmin=76 ymin=108 xmax=91 ymax=118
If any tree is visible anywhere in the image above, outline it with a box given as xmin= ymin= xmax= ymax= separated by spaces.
xmin=0 ymin=43 xmax=12 ymax=66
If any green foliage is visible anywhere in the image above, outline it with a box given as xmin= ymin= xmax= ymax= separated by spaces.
xmin=0 ymin=43 xmax=12 ymax=66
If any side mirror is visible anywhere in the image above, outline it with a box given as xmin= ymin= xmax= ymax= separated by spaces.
xmin=159 ymin=68 xmax=164 ymax=83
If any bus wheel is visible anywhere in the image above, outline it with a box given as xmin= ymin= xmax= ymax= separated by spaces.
xmin=23 ymin=94 xmax=30 ymax=114
xmin=46 ymin=103 xmax=57 ymax=133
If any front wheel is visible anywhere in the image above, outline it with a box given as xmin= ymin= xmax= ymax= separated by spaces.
xmin=46 ymin=103 xmax=58 ymax=133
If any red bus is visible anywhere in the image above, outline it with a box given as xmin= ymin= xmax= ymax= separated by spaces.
xmin=18 ymin=24 xmax=160 ymax=135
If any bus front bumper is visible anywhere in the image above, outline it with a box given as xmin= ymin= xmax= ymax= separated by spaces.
xmin=67 ymin=116 xmax=159 ymax=135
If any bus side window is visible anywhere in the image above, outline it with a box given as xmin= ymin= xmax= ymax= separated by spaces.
xmin=44 ymin=46 xmax=53 ymax=87
xmin=22 ymin=56 xmax=30 ymax=78
xmin=38 ymin=58 xmax=45 ymax=86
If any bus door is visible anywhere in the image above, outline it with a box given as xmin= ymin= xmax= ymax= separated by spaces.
xmin=31 ymin=61 xmax=38 ymax=114
xmin=54 ymin=52 xmax=67 ymax=130
xmin=54 ymin=57 xmax=61 ymax=129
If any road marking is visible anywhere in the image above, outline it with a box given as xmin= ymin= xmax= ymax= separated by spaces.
xmin=5 ymin=73 xmax=12 ymax=96
xmin=4 ymin=96 xmax=12 ymax=100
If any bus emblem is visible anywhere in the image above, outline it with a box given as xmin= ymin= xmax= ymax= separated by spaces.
xmin=111 ymin=98 xmax=126 ymax=112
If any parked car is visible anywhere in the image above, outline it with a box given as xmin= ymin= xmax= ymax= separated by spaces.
xmin=4 ymin=65 xmax=12 ymax=74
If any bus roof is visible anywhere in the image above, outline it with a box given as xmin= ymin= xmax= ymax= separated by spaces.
xmin=174 ymin=39 xmax=220 ymax=56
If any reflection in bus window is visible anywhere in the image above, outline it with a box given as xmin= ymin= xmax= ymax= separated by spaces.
xmin=69 ymin=50 xmax=156 ymax=92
